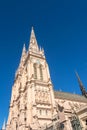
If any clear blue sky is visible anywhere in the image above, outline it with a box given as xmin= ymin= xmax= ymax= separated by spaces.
xmin=0 ymin=0 xmax=87 ymax=128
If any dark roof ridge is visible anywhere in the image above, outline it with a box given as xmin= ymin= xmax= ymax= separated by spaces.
xmin=54 ymin=90 xmax=83 ymax=97
xmin=54 ymin=90 xmax=87 ymax=103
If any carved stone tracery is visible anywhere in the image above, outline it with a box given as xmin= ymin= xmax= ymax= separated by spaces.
xmin=35 ymin=88 xmax=50 ymax=104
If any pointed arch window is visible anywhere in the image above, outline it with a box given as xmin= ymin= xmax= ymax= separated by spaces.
xmin=33 ymin=63 xmax=37 ymax=79
xmin=16 ymin=122 xmax=18 ymax=130
xmin=86 ymin=120 xmax=87 ymax=125
xmin=39 ymin=109 xmax=42 ymax=115
xmin=46 ymin=109 xmax=48 ymax=115
xmin=39 ymin=64 xmax=43 ymax=80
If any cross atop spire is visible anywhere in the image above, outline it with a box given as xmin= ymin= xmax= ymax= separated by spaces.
xmin=75 ymin=71 xmax=87 ymax=98
xmin=28 ymin=27 xmax=39 ymax=53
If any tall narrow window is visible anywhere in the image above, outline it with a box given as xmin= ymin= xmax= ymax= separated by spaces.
xmin=16 ymin=122 xmax=18 ymax=130
xmin=46 ymin=109 xmax=48 ymax=115
xmin=39 ymin=109 xmax=42 ymax=115
xmin=39 ymin=64 xmax=43 ymax=80
xmin=33 ymin=63 xmax=37 ymax=79
xmin=86 ymin=120 xmax=87 ymax=125
xmin=24 ymin=117 xmax=26 ymax=122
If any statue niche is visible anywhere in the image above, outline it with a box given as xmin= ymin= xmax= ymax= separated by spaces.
xmin=71 ymin=116 xmax=82 ymax=130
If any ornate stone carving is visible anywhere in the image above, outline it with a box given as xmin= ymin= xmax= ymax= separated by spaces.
xmin=35 ymin=89 xmax=50 ymax=104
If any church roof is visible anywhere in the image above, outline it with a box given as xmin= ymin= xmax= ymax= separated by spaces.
xmin=54 ymin=91 xmax=87 ymax=103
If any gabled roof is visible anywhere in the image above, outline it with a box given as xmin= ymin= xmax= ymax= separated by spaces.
xmin=54 ymin=91 xmax=87 ymax=103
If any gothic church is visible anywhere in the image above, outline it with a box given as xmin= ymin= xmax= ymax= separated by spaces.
xmin=4 ymin=28 xmax=87 ymax=130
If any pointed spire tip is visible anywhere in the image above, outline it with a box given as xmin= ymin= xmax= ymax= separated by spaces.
xmin=28 ymin=26 xmax=39 ymax=52
xmin=32 ymin=26 xmax=34 ymax=30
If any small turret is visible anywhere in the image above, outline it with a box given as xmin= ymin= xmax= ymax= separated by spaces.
xmin=15 ymin=44 xmax=27 ymax=78
xmin=75 ymin=71 xmax=87 ymax=98
xmin=2 ymin=119 xmax=6 ymax=130
xmin=20 ymin=43 xmax=27 ymax=66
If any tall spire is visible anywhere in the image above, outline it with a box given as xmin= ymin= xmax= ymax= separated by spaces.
xmin=75 ymin=71 xmax=87 ymax=98
xmin=28 ymin=27 xmax=39 ymax=52
xmin=2 ymin=119 xmax=6 ymax=130
xmin=15 ymin=44 xmax=27 ymax=78
xmin=19 ymin=43 xmax=27 ymax=68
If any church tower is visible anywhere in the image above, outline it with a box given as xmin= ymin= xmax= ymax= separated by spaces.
xmin=6 ymin=28 xmax=56 ymax=130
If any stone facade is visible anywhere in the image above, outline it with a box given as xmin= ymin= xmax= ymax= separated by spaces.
xmin=6 ymin=28 xmax=87 ymax=130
